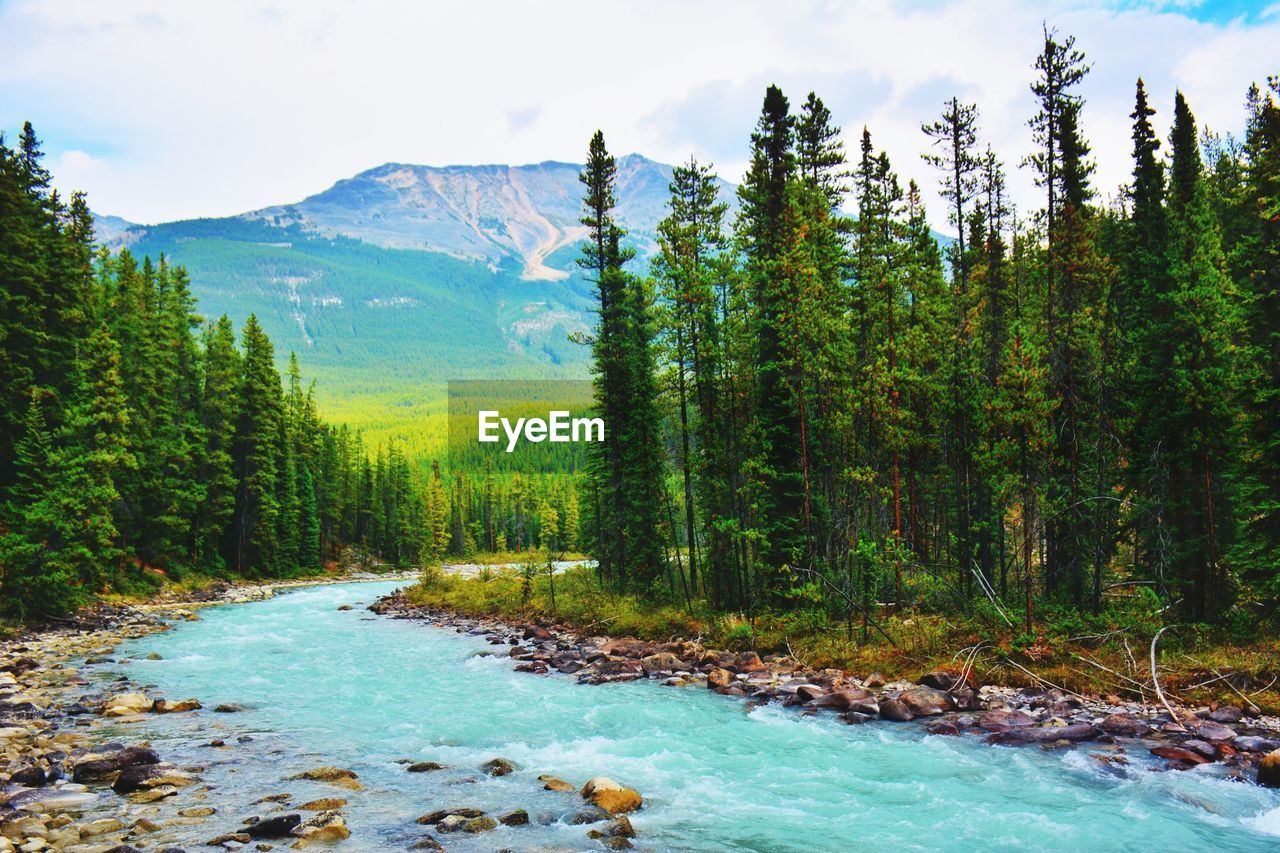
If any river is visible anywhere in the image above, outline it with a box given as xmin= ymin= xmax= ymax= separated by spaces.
xmin=94 ymin=580 xmax=1280 ymax=851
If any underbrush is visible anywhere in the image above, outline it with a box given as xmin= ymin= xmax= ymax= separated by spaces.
xmin=408 ymin=564 xmax=1280 ymax=714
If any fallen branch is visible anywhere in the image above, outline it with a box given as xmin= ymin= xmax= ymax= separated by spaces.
xmin=1070 ymin=652 xmax=1151 ymax=696
xmin=1002 ymin=657 xmax=1088 ymax=700
xmin=1150 ymin=626 xmax=1184 ymax=730
xmin=1212 ymin=667 xmax=1262 ymax=714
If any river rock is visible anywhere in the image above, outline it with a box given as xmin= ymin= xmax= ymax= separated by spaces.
xmin=809 ymin=688 xmax=874 ymax=710
xmin=524 ymin=625 xmax=554 ymax=641
xmin=707 ymin=668 xmax=733 ymax=689
xmin=641 ymin=653 xmax=684 ymax=675
xmin=297 ymin=798 xmax=346 ymax=810
xmin=1098 ymin=714 xmax=1151 ymax=737
xmin=8 ymin=765 xmax=46 ymax=787
xmin=213 ymin=703 xmax=249 ymax=713
xmin=899 ymin=687 xmax=956 ymax=717
xmin=987 ymin=722 xmax=1096 ymax=745
xmin=102 ymin=693 xmax=152 ymax=716
xmin=925 ymin=720 xmax=961 ymax=736
xmin=416 ymin=808 xmax=485 ymax=825
xmin=288 ymin=766 xmax=362 ymax=790
xmin=919 ymin=671 xmax=961 ymax=690
xmin=290 ymin=810 xmax=350 ymax=846
xmin=1259 ymin=749 xmax=1280 ymax=788
xmin=480 ymin=757 xmax=517 ymax=776
xmin=1234 ymin=736 xmax=1280 ymax=753
xmin=540 ymin=774 xmax=576 ymax=792
xmin=1150 ymin=745 xmax=1211 ymax=766
xmin=733 ymin=651 xmax=766 ymax=673
xmin=112 ymin=762 xmax=196 ymax=793
xmin=878 ymin=698 xmax=913 ymax=722
xmin=581 ymin=776 xmax=642 ymax=815
xmin=499 ymin=809 xmax=529 ymax=826
xmin=73 ymin=745 xmax=160 ymax=781
xmin=5 ymin=788 xmax=97 ymax=812
xmin=461 ymin=816 xmax=498 ymax=832
xmin=980 ymin=710 xmax=1035 ymax=732
xmin=588 ymin=659 xmax=645 ymax=683
xmin=599 ymin=638 xmax=651 ymax=658
xmin=246 ymin=814 xmax=301 ymax=838
xmin=1208 ymin=705 xmax=1243 ymax=723
xmin=77 ymin=817 xmax=124 ymax=838
xmin=152 ymin=697 xmax=201 ymax=713
xmin=1192 ymin=720 xmax=1236 ymax=741
xmin=406 ymin=761 xmax=445 ymax=773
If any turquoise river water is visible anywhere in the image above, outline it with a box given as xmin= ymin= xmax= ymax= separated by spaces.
xmin=95 ymin=580 xmax=1280 ymax=851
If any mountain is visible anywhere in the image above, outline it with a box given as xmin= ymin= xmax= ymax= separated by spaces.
xmin=245 ymin=154 xmax=706 ymax=281
xmin=96 ymin=155 xmax=734 ymax=451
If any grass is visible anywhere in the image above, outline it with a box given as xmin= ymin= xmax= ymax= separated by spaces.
xmin=407 ymin=564 xmax=1280 ymax=715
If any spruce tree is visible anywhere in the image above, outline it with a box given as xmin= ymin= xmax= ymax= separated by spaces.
xmin=232 ymin=315 xmax=282 ymax=577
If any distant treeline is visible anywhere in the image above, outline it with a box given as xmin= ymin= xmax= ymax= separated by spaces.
xmin=0 ymin=126 xmax=437 ymax=617
xmin=575 ymin=28 xmax=1280 ymax=630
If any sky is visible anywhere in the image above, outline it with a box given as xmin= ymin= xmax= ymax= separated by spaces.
xmin=2 ymin=0 xmax=1277 ymax=231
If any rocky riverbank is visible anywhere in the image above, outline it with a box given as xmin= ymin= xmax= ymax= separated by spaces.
xmin=1 ymin=574 xmax=655 ymax=851
xmin=369 ymin=590 xmax=1280 ymax=789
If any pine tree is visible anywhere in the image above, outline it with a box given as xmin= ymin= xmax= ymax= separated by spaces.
xmin=198 ymin=316 xmax=241 ymax=570
xmin=232 ymin=315 xmax=282 ymax=576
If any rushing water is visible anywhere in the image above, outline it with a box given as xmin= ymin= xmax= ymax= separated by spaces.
xmin=95 ymin=580 xmax=1279 ymax=851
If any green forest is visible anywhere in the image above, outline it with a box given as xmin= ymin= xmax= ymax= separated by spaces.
xmin=3 ymin=26 xmax=1278 ymax=646
xmin=567 ymin=27 xmax=1280 ymax=638
xmin=0 ymin=126 xmax=443 ymax=618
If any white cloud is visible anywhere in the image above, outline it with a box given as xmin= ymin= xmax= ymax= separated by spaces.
xmin=1 ymin=0 xmax=1275 ymax=232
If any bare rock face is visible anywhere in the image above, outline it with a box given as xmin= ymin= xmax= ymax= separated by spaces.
xmin=581 ymin=776 xmax=643 ymax=815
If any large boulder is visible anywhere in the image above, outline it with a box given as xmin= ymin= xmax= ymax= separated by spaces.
xmin=1259 ymin=749 xmax=1280 ymax=788
xmin=581 ymin=776 xmax=643 ymax=815
xmin=899 ymin=687 xmax=956 ymax=717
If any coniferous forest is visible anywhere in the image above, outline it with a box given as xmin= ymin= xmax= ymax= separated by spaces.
xmin=572 ymin=28 xmax=1280 ymax=636
xmin=0 ymin=125 xmax=432 ymax=619
xmin=3 ymin=27 xmax=1279 ymax=643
